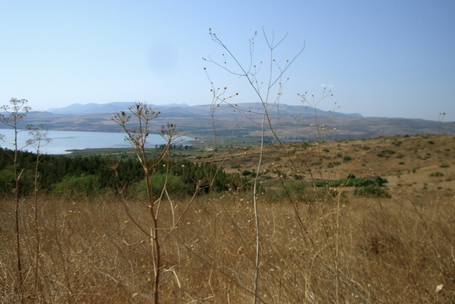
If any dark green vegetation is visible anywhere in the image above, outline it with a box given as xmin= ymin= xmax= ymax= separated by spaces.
xmin=1 ymin=145 xmax=394 ymax=200
xmin=315 ymin=174 xmax=388 ymax=188
xmin=0 ymin=148 xmax=247 ymax=198
xmin=315 ymin=174 xmax=391 ymax=198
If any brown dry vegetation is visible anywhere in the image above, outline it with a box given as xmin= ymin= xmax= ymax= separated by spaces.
xmin=192 ymin=134 xmax=455 ymax=191
xmin=1 ymin=134 xmax=455 ymax=303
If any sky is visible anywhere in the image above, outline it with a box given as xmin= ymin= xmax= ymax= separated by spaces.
xmin=1 ymin=0 xmax=454 ymax=121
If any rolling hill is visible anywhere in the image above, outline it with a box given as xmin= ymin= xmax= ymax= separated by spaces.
xmin=15 ymin=102 xmax=454 ymax=141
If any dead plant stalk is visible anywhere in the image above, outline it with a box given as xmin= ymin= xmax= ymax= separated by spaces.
xmin=205 ymin=28 xmax=304 ymax=303
xmin=112 ymin=102 xmax=179 ymax=303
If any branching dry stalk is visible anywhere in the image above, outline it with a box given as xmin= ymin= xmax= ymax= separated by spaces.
xmin=0 ymin=98 xmax=32 ymax=303
xmin=27 ymin=125 xmax=51 ymax=299
xmin=205 ymin=28 xmax=304 ymax=303
xmin=204 ymin=68 xmax=239 ymax=152
xmin=112 ymin=102 xmax=181 ymax=304
xmin=297 ymin=88 xmax=335 ymax=142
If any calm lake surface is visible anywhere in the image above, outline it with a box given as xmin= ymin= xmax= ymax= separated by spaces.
xmin=0 ymin=129 xmax=180 ymax=154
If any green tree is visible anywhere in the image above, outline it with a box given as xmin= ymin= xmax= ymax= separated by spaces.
xmin=52 ymin=174 xmax=102 ymax=198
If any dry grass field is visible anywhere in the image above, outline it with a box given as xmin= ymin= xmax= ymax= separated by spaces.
xmin=191 ymin=134 xmax=455 ymax=191
xmin=1 ymin=134 xmax=454 ymax=303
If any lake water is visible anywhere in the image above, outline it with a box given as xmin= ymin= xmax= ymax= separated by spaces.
xmin=0 ymin=129 xmax=182 ymax=154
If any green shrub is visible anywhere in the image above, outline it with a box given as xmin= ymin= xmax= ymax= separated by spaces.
xmin=278 ymin=180 xmax=342 ymax=204
xmin=377 ymin=150 xmax=396 ymax=158
xmin=316 ymin=175 xmax=388 ymax=188
xmin=134 ymin=173 xmax=191 ymax=199
xmin=353 ymin=185 xmax=391 ymax=198
xmin=52 ymin=174 xmax=102 ymax=198
xmin=327 ymin=161 xmax=341 ymax=168
xmin=0 ymin=166 xmax=34 ymax=196
xmin=429 ymin=172 xmax=444 ymax=177
xmin=292 ymin=173 xmax=303 ymax=180
xmin=242 ymin=170 xmax=252 ymax=176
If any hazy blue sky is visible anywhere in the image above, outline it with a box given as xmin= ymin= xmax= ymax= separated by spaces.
xmin=1 ymin=0 xmax=454 ymax=121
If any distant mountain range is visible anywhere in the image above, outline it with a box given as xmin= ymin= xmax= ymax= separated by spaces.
xmin=46 ymin=101 xmax=362 ymax=118
xmin=13 ymin=102 xmax=454 ymax=140
xmin=48 ymin=102 xmax=190 ymax=115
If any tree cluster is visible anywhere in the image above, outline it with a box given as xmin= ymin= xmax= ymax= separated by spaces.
xmin=0 ymin=148 xmax=248 ymax=198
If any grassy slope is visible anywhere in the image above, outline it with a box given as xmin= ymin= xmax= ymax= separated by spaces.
xmin=190 ymin=134 xmax=455 ymax=192
xmin=1 ymin=134 xmax=454 ymax=303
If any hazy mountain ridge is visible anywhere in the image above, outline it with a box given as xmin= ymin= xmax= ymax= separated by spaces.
xmin=15 ymin=102 xmax=454 ymax=139
xmin=46 ymin=101 xmax=363 ymax=118
xmin=47 ymin=102 xmax=190 ymax=114
xmin=47 ymin=102 xmax=362 ymax=117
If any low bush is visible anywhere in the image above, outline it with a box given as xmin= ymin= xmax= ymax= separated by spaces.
xmin=134 ymin=173 xmax=192 ymax=198
xmin=0 ymin=166 xmax=34 ymax=196
xmin=353 ymin=185 xmax=391 ymax=198
xmin=316 ymin=175 xmax=388 ymax=188
xmin=52 ymin=174 xmax=103 ymax=198
xmin=429 ymin=172 xmax=444 ymax=177
xmin=327 ymin=161 xmax=341 ymax=168
xmin=276 ymin=180 xmax=342 ymax=204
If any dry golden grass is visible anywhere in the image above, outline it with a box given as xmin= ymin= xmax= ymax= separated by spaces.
xmin=192 ymin=134 xmax=455 ymax=189
xmin=1 ymin=134 xmax=454 ymax=303
xmin=1 ymin=193 xmax=454 ymax=303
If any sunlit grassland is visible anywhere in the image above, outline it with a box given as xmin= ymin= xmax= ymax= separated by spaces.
xmin=1 ymin=184 xmax=454 ymax=303
xmin=1 ymin=134 xmax=455 ymax=303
